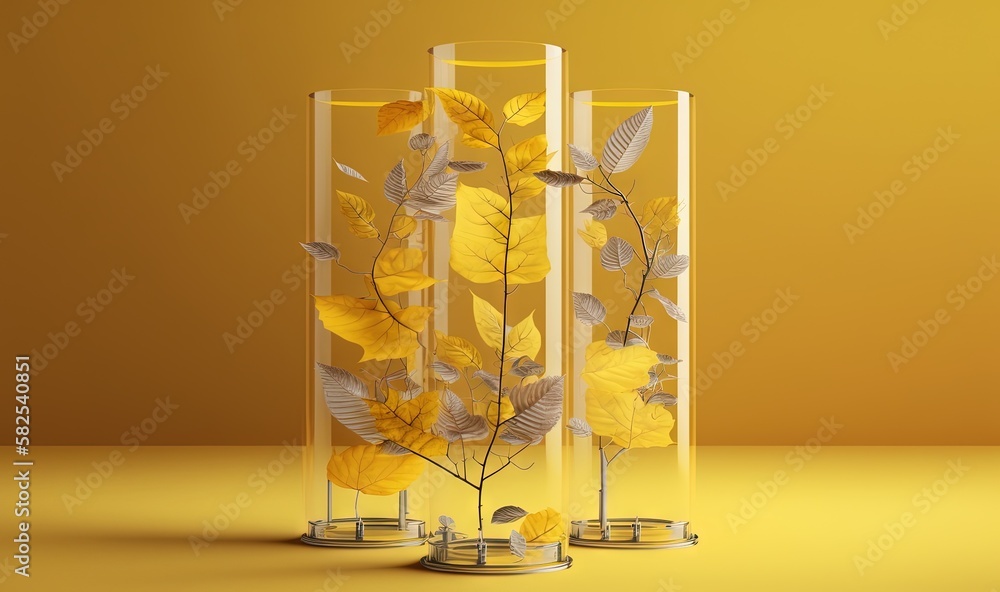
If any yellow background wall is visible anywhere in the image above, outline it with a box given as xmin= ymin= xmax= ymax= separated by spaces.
xmin=4 ymin=0 xmax=997 ymax=445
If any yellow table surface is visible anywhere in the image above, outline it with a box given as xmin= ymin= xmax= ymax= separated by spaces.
xmin=6 ymin=446 xmax=997 ymax=591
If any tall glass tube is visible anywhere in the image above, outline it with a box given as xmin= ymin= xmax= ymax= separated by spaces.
xmin=419 ymin=41 xmax=572 ymax=573
xmin=566 ymin=89 xmax=697 ymax=548
xmin=303 ymin=88 xmax=433 ymax=547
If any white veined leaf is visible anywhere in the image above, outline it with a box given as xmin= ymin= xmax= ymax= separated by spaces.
xmin=334 ymin=159 xmax=368 ymax=182
xmin=651 ymin=254 xmax=690 ymax=279
xmin=425 ymin=140 xmax=451 ymax=176
xmin=600 ymin=236 xmax=634 ymax=271
xmin=568 ymin=144 xmax=599 ymax=171
xmin=581 ymin=199 xmax=618 ymax=221
xmin=492 ymin=505 xmax=529 ymax=524
xmin=510 ymin=356 xmax=544 ymax=377
xmin=657 ymin=353 xmax=680 ymax=365
xmin=448 ymin=160 xmax=487 ymax=173
xmin=384 ymin=160 xmax=407 ymax=204
xmin=379 ymin=441 xmax=410 ymax=455
xmin=409 ymin=133 xmax=435 ymax=151
xmin=572 ymin=292 xmax=607 ymax=326
xmin=600 ymin=106 xmax=653 ymax=174
xmin=606 ymin=330 xmax=646 ymax=349
xmin=435 ymin=389 xmax=489 ymax=442
xmin=299 ymin=241 xmax=340 ymax=261
xmin=316 ymin=363 xmax=382 ymax=443
xmin=567 ymin=417 xmax=593 ymax=438
xmin=409 ymin=172 xmax=458 ymax=213
xmin=509 ymin=530 xmax=527 ymax=558
xmin=648 ymin=392 xmax=677 ymax=406
xmin=649 ymin=289 xmax=688 ymax=323
xmin=413 ymin=210 xmax=448 ymax=222
xmin=533 ymin=169 xmax=586 ymax=187
xmin=473 ymin=370 xmax=501 ymax=393
xmin=646 ymin=370 xmax=658 ymax=389
xmin=430 ymin=361 xmax=461 ymax=383
xmin=439 ymin=515 xmax=456 ymax=529
xmin=509 ymin=375 xmax=559 ymax=414
xmin=500 ymin=376 xmax=564 ymax=445
xmin=629 ymin=314 xmax=654 ymax=328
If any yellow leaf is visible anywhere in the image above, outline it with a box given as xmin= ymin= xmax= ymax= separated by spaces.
xmin=502 ymin=91 xmax=546 ymax=126
xmin=461 ymin=133 xmax=494 ymax=149
xmin=315 ymin=295 xmax=433 ymax=362
xmin=471 ymin=291 xmax=504 ymax=350
xmin=366 ymin=390 xmax=449 ymax=456
xmin=327 ymin=444 xmax=424 ymax=495
xmin=376 ymin=99 xmax=429 ymax=136
xmin=510 ymin=176 xmax=546 ymax=207
xmin=337 ymin=191 xmax=378 ymax=239
xmin=577 ymin=220 xmax=607 ymax=248
xmin=373 ymin=247 xmax=438 ymax=296
xmin=476 ymin=396 xmax=515 ymax=428
xmin=450 ymin=184 xmax=550 ymax=284
xmin=389 ymin=214 xmax=417 ymax=238
xmin=641 ymin=196 xmax=680 ymax=238
xmin=585 ymin=390 xmax=675 ymax=449
xmin=506 ymin=312 xmax=541 ymax=360
xmin=504 ymin=135 xmax=550 ymax=174
xmin=434 ymin=331 xmax=483 ymax=369
xmin=581 ymin=341 xmax=659 ymax=392
xmin=429 ymin=88 xmax=498 ymax=148
xmin=518 ymin=508 xmax=565 ymax=543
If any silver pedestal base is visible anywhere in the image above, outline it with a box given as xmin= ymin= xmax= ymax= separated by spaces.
xmin=570 ymin=518 xmax=698 ymax=549
xmin=301 ymin=517 xmax=426 ymax=548
xmin=420 ymin=537 xmax=572 ymax=574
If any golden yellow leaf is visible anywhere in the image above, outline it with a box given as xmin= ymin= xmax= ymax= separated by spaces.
xmin=327 ymin=444 xmax=424 ymax=495
xmin=510 ymin=176 xmax=546 ymax=207
xmin=376 ymin=99 xmax=429 ymax=136
xmin=471 ymin=291 xmax=504 ymax=350
xmin=389 ymin=214 xmax=417 ymax=238
xmin=434 ymin=331 xmax=483 ymax=369
xmin=450 ymin=184 xmax=550 ymax=284
xmin=461 ymin=133 xmax=494 ymax=149
xmin=367 ymin=390 xmax=449 ymax=456
xmin=585 ymin=390 xmax=675 ymax=449
xmin=373 ymin=247 xmax=439 ymax=296
xmin=504 ymin=135 xmax=550 ymax=174
xmin=641 ymin=196 xmax=680 ymax=238
xmin=315 ymin=295 xmax=433 ymax=362
xmin=506 ymin=312 xmax=541 ymax=360
xmin=502 ymin=91 xmax=546 ymax=126
xmin=518 ymin=508 xmax=565 ymax=543
xmin=581 ymin=341 xmax=659 ymax=392
xmin=429 ymin=88 xmax=498 ymax=148
xmin=336 ymin=191 xmax=378 ymax=239
xmin=577 ymin=219 xmax=607 ymax=248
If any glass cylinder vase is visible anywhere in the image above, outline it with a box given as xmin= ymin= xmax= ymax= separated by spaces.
xmin=418 ymin=41 xmax=572 ymax=573
xmin=302 ymin=88 xmax=437 ymax=547
xmin=565 ymin=89 xmax=698 ymax=548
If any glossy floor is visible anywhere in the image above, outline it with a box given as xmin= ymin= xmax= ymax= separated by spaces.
xmin=7 ymin=446 xmax=996 ymax=590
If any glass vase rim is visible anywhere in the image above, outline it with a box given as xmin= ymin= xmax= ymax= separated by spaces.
xmin=428 ymin=40 xmax=566 ymax=67
xmin=570 ymin=88 xmax=695 ymax=106
xmin=308 ymin=88 xmax=422 ymax=106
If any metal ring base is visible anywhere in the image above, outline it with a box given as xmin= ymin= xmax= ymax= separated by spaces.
xmin=420 ymin=537 xmax=572 ymax=574
xmin=300 ymin=517 xmax=426 ymax=548
xmin=570 ymin=518 xmax=698 ymax=549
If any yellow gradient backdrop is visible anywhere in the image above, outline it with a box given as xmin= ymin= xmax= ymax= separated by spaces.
xmin=3 ymin=0 xmax=997 ymax=445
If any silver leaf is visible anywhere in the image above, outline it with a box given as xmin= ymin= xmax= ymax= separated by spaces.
xmin=651 ymin=254 xmax=690 ymax=279
xmin=648 ymin=392 xmax=677 ymax=406
xmin=473 ymin=370 xmax=501 ymax=393
xmin=605 ymin=330 xmax=646 ymax=349
xmin=334 ymin=159 xmax=367 ymax=182
xmin=439 ymin=515 xmax=456 ymax=529
xmin=649 ymin=289 xmax=688 ymax=323
xmin=425 ymin=140 xmax=451 ymax=176
xmin=509 ymin=530 xmax=527 ymax=558
xmin=581 ymin=198 xmax=618 ymax=221
xmin=448 ymin=160 xmax=487 ymax=173
xmin=435 ymin=390 xmax=489 ymax=442
xmin=413 ymin=210 xmax=449 ymax=222
xmin=409 ymin=172 xmax=458 ymax=213
xmin=491 ymin=505 xmax=529 ymax=524
xmin=316 ymin=364 xmax=382 ymax=443
xmin=600 ymin=236 xmax=634 ymax=271
xmin=430 ymin=361 xmax=461 ymax=384
xmin=510 ymin=357 xmax=544 ymax=377
xmin=299 ymin=241 xmax=340 ymax=261
xmin=500 ymin=376 xmax=564 ymax=445
xmin=533 ymin=169 xmax=586 ymax=187
xmin=383 ymin=159 xmax=407 ymax=205
xmin=646 ymin=370 xmax=658 ymax=389
xmin=600 ymin=106 xmax=653 ymax=174
xmin=409 ymin=133 xmax=435 ymax=151
xmin=567 ymin=417 xmax=593 ymax=438
xmin=568 ymin=143 xmax=599 ymax=171
xmin=379 ymin=441 xmax=410 ymax=455
xmin=572 ymin=292 xmax=607 ymax=326
xmin=657 ymin=353 xmax=680 ymax=365
xmin=629 ymin=314 xmax=654 ymax=328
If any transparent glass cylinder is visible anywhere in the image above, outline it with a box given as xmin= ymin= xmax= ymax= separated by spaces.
xmin=420 ymin=41 xmax=571 ymax=573
xmin=566 ymin=89 xmax=697 ymax=548
xmin=303 ymin=88 xmax=432 ymax=547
